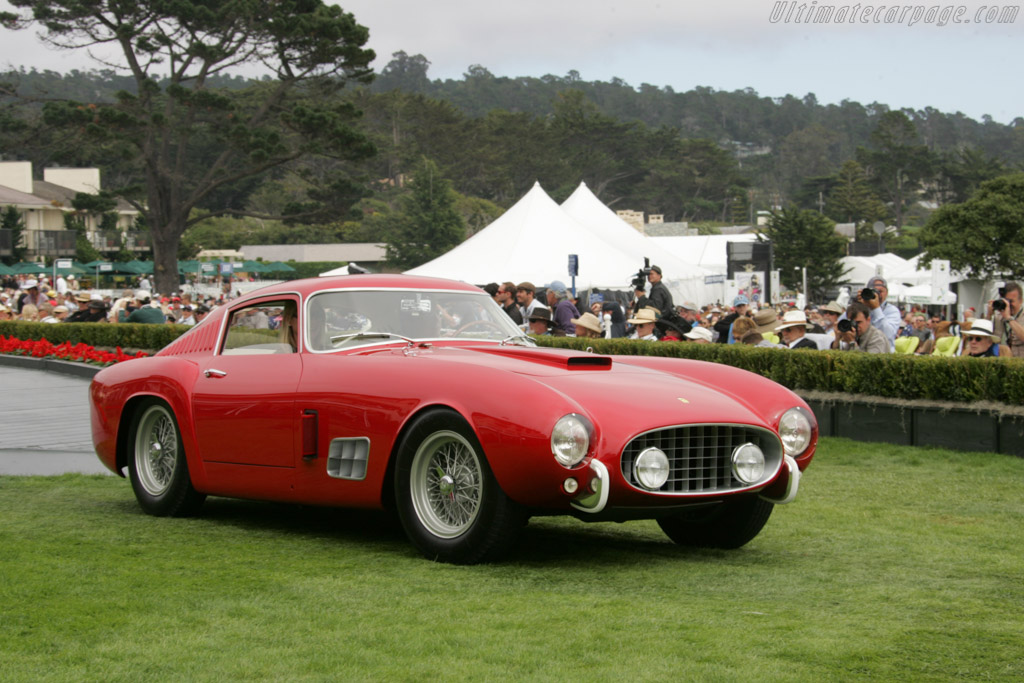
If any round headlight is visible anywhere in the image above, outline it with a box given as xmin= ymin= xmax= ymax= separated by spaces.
xmin=551 ymin=414 xmax=590 ymax=467
xmin=635 ymin=447 xmax=670 ymax=490
xmin=731 ymin=443 xmax=765 ymax=484
xmin=779 ymin=407 xmax=813 ymax=456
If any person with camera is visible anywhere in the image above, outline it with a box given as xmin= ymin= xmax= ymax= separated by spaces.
xmin=832 ymin=302 xmax=890 ymax=353
xmin=989 ymin=282 xmax=1024 ymax=358
xmin=633 ymin=265 xmax=674 ymax=319
xmin=858 ymin=276 xmax=901 ymax=352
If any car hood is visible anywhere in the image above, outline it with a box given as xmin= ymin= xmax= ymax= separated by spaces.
xmin=380 ymin=344 xmax=770 ymax=431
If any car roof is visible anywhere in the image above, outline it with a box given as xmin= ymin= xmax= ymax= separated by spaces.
xmin=239 ymin=274 xmax=485 ymax=301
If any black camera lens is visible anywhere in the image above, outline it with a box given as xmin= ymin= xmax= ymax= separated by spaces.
xmin=838 ymin=319 xmax=854 ymax=333
xmin=993 ymin=299 xmax=1007 ymax=312
xmin=860 ymin=288 xmax=876 ymax=301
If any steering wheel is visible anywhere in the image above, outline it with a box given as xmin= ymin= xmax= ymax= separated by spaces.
xmin=453 ymin=319 xmax=504 ymax=336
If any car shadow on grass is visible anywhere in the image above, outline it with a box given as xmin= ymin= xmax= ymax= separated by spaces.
xmin=117 ymin=496 xmax=776 ymax=567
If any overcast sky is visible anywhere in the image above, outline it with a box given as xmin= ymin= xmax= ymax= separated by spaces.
xmin=1 ymin=0 xmax=1020 ymax=123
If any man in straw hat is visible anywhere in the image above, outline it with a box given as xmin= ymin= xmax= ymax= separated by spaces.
xmin=571 ymin=311 xmax=603 ymax=339
xmin=775 ymin=310 xmax=818 ymax=350
xmin=627 ymin=308 xmax=658 ymax=341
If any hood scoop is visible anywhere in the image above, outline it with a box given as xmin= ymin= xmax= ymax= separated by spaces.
xmin=566 ymin=355 xmax=612 ymax=368
xmin=472 ymin=345 xmax=612 ymax=370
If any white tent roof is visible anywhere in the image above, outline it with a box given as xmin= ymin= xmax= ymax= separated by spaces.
xmin=649 ymin=234 xmax=759 ymax=271
xmin=560 ymin=182 xmax=711 ymax=278
xmin=405 ymin=182 xmax=646 ymax=289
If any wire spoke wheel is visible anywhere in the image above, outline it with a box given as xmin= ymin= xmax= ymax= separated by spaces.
xmin=134 ymin=404 xmax=179 ymax=496
xmin=410 ymin=430 xmax=483 ymax=538
xmin=127 ymin=399 xmax=205 ymax=517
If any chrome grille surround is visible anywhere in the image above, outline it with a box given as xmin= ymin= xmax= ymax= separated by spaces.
xmin=620 ymin=424 xmax=783 ymax=496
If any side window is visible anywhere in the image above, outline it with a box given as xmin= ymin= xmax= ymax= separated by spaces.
xmin=222 ymin=300 xmax=298 ymax=355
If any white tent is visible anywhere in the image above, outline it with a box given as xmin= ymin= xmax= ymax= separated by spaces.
xmin=901 ymin=283 xmax=957 ymax=305
xmin=560 ymin=182 xmax=722 ymax=304
xmin=405 ymin=182 xmax=646 ymax=290
xmin=650 ymin=234 xmax=759 ymax=271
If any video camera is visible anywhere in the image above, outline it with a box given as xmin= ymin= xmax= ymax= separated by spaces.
xmin=631 ymin=258 xmax=652 ymax=291
xmin=993 ymin=286 xmax=1008 ymax=312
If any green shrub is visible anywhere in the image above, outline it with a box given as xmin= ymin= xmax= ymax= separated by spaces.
xmin=4 ymin=320 xmax=1022 ymax=405
xmin=0 ymin=321 xmax=188 ymax=351
xmin=533 ymin=336 xmax=1024 ymax=405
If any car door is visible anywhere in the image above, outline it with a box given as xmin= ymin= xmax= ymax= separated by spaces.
xmin=192 ymin=296 xmax=302 ymax=468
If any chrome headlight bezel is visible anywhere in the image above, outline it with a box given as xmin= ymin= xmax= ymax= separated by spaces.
xmin=551 ymin=414 xmax=592 ymax=468
xmin=778 ymin=406 xmax=814 ymax=457
xmin=634 ymin=447 xmax=670 ymax=490
xmin=731 ymin=442 xmax=766 ymax=484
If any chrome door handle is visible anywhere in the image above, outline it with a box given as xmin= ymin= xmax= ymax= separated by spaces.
xmin=204 ymin=369 xmax=227 ymax=378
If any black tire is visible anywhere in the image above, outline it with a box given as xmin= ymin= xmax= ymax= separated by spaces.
xmin=127 ymin=399 xmax=205 ymax=517
xmin=394 ymin=409 xmax=524 ymax=564
xmin=657 ymin=495 xmax=774 ymax=549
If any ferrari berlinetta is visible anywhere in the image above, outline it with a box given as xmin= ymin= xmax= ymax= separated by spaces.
xmin=90 ymin=275 xmax=817 ymax=563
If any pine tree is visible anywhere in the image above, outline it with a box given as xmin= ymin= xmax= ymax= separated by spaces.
xmin=1 ymin=205 xmax=27 ymax=264
xmin=386 ymin=159 xmax=466 ymax=270
xmin=760 ymin=208 xmax=849 ymax=300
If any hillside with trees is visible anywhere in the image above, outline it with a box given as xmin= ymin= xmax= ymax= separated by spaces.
xmin=2 ymin=47 xmax=1023 ymax=274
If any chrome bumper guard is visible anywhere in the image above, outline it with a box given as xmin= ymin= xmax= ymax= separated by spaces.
xmin=759 ymin=454 xmax=801 ymax=505
xmin=570 ymin=459 xmax=610 ymax=514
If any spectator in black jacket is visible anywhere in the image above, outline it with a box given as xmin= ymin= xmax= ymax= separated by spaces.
xmin=714 ymin=295 xmax=750 ymax=343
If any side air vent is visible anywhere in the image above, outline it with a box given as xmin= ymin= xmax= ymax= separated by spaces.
xmin=327 ymin=438 xmax=370 ymax=480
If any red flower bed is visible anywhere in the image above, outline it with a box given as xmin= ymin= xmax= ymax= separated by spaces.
xmin=0 ymin=335 xmax=148 ymax=366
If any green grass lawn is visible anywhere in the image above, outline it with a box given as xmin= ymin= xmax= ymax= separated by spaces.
xmin=2 ymin=437 xmax=1022 ymax=682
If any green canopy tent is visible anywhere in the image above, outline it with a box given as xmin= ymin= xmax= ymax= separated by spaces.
xmin=242 ymin=260 xmax=272 ymax=273
xmin=83 ymin=260 xmax=147 ymax=275
xmin=263 ymin=261 xmax=296 ymax=273
xmin=0 ymin=263 xmax=15 ymax=276
xmin=10 ymin=262 xmax=50 ymax=275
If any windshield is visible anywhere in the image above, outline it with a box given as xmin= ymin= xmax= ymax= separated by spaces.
xmin=306 ymin=288 xmax=527 ymax=351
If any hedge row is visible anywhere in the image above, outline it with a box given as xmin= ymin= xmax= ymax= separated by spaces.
xmin=0 ymin=321 xmax=187 ymax=351
xmin=534 ymin=336 xmax=1024 ymax=406
xmin=4 ymin=320 xmax=1022 ymax=406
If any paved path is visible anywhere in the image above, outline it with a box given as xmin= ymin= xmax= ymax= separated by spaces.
xmin=0 ymin=366 xmax=111 ymax=475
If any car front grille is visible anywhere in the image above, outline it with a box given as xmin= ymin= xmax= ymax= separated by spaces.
xmin=620 ymin=424 xmax=783 ymax=495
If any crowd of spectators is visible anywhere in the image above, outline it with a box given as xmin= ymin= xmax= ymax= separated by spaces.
xmin=1 ymin=272 xmax=221 ymax=326
xmin=3 ymin=268 xmax=1019 ymax=359
xmin=482 ymin=269 xmax=1023 ymax=357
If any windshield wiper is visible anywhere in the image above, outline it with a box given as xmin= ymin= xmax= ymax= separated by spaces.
xmin=330 ymin=331 xmax=417 ymax=346
xmin=500 ymin=334 xmax=537 ymax=347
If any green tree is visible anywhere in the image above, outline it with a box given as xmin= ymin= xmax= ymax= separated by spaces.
xmin=386 ymin=158 xmax=465 ymax=269
xmin=856 ymin=111 xmax=933 ymax=229
xmin=826 ymin=160 xmax=888 ymax=225
xmin=760 ymin=208 xmax=849 ymax=300
xmin=919 ymin=173 xmax=1024 ymax=280
xmin=63 ymin=212 xmax=102 ymax=263
xmin=1 ymin=0 xmax=375 ymax=293
xmin=932 ymin=147 xmax=1007 ymax=205
xmin=1 ymin=205 xmax=27 ymax=264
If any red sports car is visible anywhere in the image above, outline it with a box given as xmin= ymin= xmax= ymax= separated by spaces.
xmin=90 ymin=275 xmax=817 ymax=563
